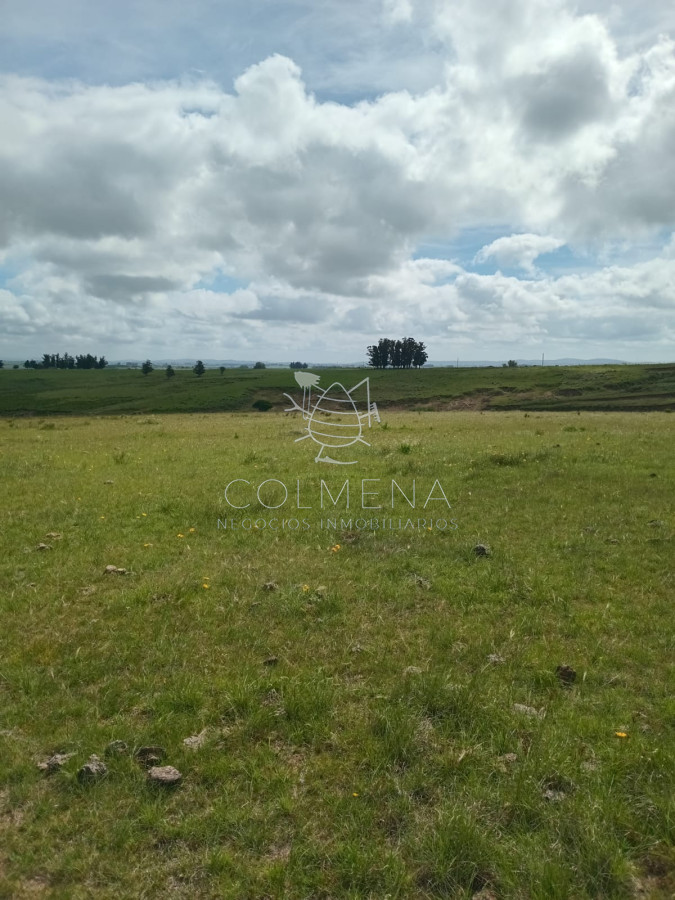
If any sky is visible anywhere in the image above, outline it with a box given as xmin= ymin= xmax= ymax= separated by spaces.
xmin=1 ymin=0 xmax=675 ymax=364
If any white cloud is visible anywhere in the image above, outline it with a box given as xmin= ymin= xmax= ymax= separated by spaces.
xmin=474 ymin=235 xmax=566 ymax=273
xmin=0 ymin=0 xmax=674 ymax=361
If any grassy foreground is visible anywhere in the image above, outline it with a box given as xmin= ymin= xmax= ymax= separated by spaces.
xmin=1 ymin=362 xmax=674 ymax=417
xmin=0 ymin=410 xmax=673 ymax=898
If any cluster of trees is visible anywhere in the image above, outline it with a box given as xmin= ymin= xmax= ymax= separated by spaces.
xmin=289 ymin=361 xmax=308 ymax=369
xmin=23 ymin=353 xmax=108 ymax=370
xmin=366 ymin=338 xmax=428 ymax=369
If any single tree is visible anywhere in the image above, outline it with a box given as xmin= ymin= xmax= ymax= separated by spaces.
xmin=0 ymin=360 xmax=4 ymax=368
xmin=166 ymin=364 xmax=175 ymax=378
xmin=141 ymin=359 xmax=154 ymax=375
xmin=504 ymin=359 xmax=518 ymax=368
xmin=219 ymin=366 xmax=226 ymax=375
xmin=253 ymin=361 xmax=266 ymax=369
xmin=193 ymin=360 xmax=206 ymax=377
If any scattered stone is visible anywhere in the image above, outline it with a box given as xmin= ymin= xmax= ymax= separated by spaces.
xmin=134 ymin=746 xmax=167 ymax=767
xmin=647 ymin=519 xmax=665 ymax=528
xmin=472 ymin=888 xmax=498 ymax=900
xmin=555 ymin=664 xmax=577 ymax=685
xmin=45 ymin=532 xmax=62 ymax=539
xmin=263 ymin=656 xmax=279 ymax=666
xmin=104 ymin=565 xmax=128 ymax=575
xmin=104 ymin=480 xmax=114 ymax=484
xmin=541 ymin=774 xmax=575 ymax=801
xmin=409 ymin=573 xmax=431 ymax=589
xmin=542 ymin=788 xmax=566 ymax=802
xmin=403 ymin=665 xmax=423 ymax=675
xmin=498 ymin=752 xmax=518 ymax=766
xmin=350 ymin=643 xmax=363 ymax=654
xmin=104 ymin=740 xmax=128 ymax=757
xmin=37 ymin=752 xmax=75 ymax=774
xmin=473 ymin=544 xmax=490 ymax=557
xmin=487 ymin=653 xmax=505 ymax=665
xmin=147 ymin=765 xmax=182 ymax=785
xmin=77 ymin=754 xmax=108 ymax=783
xmin=183 ymin=729 xmax=209 ymax=750
xmin=80 ymin=585 xmax=96 ymax=596
xmin=605 ymin=538 xmax=619 ymax=544
xmin=35 ymin=543 xmax=51 ymax=551
xmin=263 ymin=581 xmax=278 ymax=591
xmin=262 ymin=689 xmax=282 ymax=707
xmin=513 ymin=703 xmax=545 ymax=719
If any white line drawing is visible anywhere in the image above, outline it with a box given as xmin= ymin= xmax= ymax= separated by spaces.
xmin=284 ymin=372 xmax=380 ymax=464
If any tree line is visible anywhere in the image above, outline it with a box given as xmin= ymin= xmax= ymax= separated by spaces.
xmin=23 ymin=353 xmax=108 ymax=369
xmin=366 ymin=337 xmax=428 ymax=369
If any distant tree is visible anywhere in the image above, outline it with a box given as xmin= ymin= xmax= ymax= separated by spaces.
xmin=413 ymin=342 xmax=428 ymax=368
xmin=504 ymin=360 xmax=518 ymax=368
xmin=24 ymin=359 xmax=38 ymax=369
xmin=0 ymin=360 xmax=3 ymax=368
xmin=13 ymin=364 xmax=19 ymax=369
xmin=193 ymin=360 xmax=206 ymax=377
xmin=166 ymin=365 xmax=175 ymax=378
xmin=367 ymin=337 xmax=427 ymax=369
xmin=141 ymin=359 xmax=154 ymax=375
xmin=290 ymin=361 xmax=308 ymax=369
xmin=96 ymin=356 xmax=108 ymax=369
xmin=253 ymin=361 xmax=266 ymax=369
xmin=219 ymin=366 xmax=226 ymax=375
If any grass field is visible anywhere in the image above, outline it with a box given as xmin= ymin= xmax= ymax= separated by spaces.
xmin=1 ymin=362 xmax=674 ymax=417
xmin=1 ymin=409 xmax=673 ymax=898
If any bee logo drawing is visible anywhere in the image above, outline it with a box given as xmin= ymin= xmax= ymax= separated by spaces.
xmin=284 ymin=371 xmax=381 ymax=464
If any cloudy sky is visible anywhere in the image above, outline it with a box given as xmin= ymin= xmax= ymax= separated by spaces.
xmin=1 ymin=0 xmax=674 ymax=363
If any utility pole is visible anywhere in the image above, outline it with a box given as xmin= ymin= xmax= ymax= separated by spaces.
xmin=542 ymin=353 xmax=544 ymax=367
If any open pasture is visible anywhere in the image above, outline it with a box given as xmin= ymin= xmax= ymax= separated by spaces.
xmin=0 ymin=410 xmax=673 ymax=898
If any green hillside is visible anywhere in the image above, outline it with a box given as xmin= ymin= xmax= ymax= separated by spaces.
xmin=0 ymin=362 xmax=673 ymax=416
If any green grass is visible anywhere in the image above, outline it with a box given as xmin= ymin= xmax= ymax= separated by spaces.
xmin=0 ymin=362 xmax=674 ymax=417
xmin=0 ymin=410 xmax=673 ymax=898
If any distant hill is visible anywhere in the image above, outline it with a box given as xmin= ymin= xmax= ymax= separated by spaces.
xmin=1 ymin=362 xmax=673 ymax=415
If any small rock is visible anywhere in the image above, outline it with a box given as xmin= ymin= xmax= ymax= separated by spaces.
xmin=36 ymin=543 xmax=51 ymax=551
xmin=77 ymin=754 xmax=107 ymax=783
xmin=487 ymin=653 xmax=505 ymax=665
xmin=37 ymin=752 xmax=75 ymax=774
xmin=473 ymin=544 xmax=490 ymax=557
xmin=263 ymin=581 xmax=278 ymax=591
xmin=134 ymin=746 xmax=167 ymax=767
xmin=409 ymin=573 xmax=431 ymax=589
xmin=542 ymin=774 xmax=575 ymax=800
xmin=472 ymin=889 xmax=498 ymax=900
xmin=45 ymin=532 xmax=62 ymax=539
xmin=315 ymin=585 xmax=327 ymax=596
xmin=403 ymin=665 xmax=422 ymax=675
xmin=605 ymin=538 xmax=619 ymax=544
xmin=555 ymin=664 xmax=577 ymax=685
xmin=263 ymin=656 xmax=279 ymax=666
xmin=104 ymin=564 xmax=128 ymax=574
xmin=183 ymin=729 xmax=209 ymax=750
xmin=542 ymin=789 xmax=566 ymax=802
xmin=104 ymin=740 xmax=128 ymax=757
xmin=147 ymin=765 xmax=182 ymax=785
xmin=104 ymin=480 xmax=114 ymax=484
xmin=513 ymin=703 xmax=545 ymax=719
xmin=350 ymin=643 xmax=363 ymax=654
xmin=647 ymin=519 xmax=664 ymax=528
xmin=499 ymin=752 xmax=518 ymax=765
